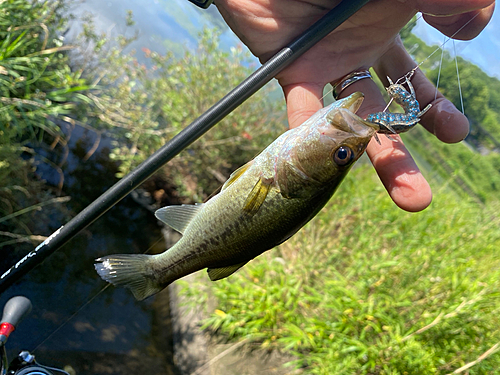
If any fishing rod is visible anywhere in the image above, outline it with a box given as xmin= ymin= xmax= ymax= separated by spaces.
xmin=0 ymin=0 xmax=371 ymax=293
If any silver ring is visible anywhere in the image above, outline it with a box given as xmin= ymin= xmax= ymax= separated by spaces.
xmin=332 ymin=70 xmax=372 ymax=100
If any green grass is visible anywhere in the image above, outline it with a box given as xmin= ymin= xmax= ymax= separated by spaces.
xmin=0 ymin=0 xmax=94 ymax=147
xmin=402 ymin=127 xmax=500 ymax=203
xmin=180 ymin=164 xmax=500 ymax=374
xmin=0 ymin=0 xmax=99 ymax=249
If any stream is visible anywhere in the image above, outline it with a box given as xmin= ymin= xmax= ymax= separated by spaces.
xmin=1 ymin=123 xmax=176 ymax=374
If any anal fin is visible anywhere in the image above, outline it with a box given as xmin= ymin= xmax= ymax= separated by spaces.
xmin=207 ymin=261 xmax=249 ymax=281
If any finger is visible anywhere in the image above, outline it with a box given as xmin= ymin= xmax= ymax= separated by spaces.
xmin=410 ymin=0 xmax=494 ymax=16
xmin=374 ymin=37 xmax=469 ymax=143
xmin=337 ymin=76 xmax=432 ymax=212
xmin=423 ymin=4 xmax=495 ymax=40
xmin=282 ymin=83 xmax=324 ymax=129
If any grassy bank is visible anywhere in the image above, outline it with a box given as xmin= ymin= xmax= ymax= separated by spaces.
xmin=0 ymin=0 xmax=97 ymax=250
xmin=403 ymin=127 xmax=500 ymax=204
xmin=181 ymin=164 xmax=500 ymax=374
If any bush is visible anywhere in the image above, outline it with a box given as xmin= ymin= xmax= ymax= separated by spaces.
xmin=93 ymin=28 xmax=286 ymax=201
xmin=0 ymin=0 xmax=94 ymax=160
xmin=0 ymin=0 xmax=96 ymax=246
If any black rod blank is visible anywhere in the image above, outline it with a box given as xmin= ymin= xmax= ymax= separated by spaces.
xmin=0 ymin=0 xmax=370 ymax=293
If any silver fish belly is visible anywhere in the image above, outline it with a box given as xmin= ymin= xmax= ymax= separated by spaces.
xmin=95 ymin=92 xmax=378 ymax=300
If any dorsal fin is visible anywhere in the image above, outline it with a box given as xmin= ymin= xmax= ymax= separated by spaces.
xmin=221 ymin=161 xmax=253 ymax=191
xmin=154 ymin=204 xmax=203 ymax=234
xmin=207 ymin=261 xmax=249 ymax=281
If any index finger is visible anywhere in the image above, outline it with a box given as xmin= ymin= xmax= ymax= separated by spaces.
xmin=408 ymin=0 xmax=494 ymax=16
xmin=282 ymin=82 xmax=324 ymax=129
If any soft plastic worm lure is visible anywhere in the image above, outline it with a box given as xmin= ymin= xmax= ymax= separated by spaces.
xmin=368 ymin=76 xmax=432 ymax=134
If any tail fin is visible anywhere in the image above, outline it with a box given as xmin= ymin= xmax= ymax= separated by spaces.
xmin=94 ymin=254 xmax=163 ymax=301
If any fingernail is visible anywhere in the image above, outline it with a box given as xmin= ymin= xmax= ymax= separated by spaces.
xmin=433 ymin=100 xmax=452 ymax=119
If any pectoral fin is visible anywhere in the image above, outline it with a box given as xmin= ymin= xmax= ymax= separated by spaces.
xmin=221 ymin=161 xmax=253 ymax=191
xmin=243 ymin=177 xmax=271 ymax=215
xmin=155 ymin=204 xmax=203 ymax=234
xmin=207 ymin=261 xmax=249 ymax=281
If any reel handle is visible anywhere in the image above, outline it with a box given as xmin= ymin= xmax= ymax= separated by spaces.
xmin=0 ymin=297 xmax=32 ymax=345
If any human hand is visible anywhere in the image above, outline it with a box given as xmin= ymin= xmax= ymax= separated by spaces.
xmin=214 ymin=0 xmax=495 ymax=212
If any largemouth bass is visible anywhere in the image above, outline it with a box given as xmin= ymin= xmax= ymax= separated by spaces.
xmin=95 ymin=92 xmax=379 ymax=300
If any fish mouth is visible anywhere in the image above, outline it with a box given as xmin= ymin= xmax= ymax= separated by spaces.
xmin=329 ymin=92 xmax=380 ymax=135
xmin=337 ymin=91 xmax=365 ymax=113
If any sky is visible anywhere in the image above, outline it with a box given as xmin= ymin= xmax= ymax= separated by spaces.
xmin=413 ymin=8 xmax=500 ymax=79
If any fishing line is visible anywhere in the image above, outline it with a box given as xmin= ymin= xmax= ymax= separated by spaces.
xmin=31 ymin=284 xmax=110 ymax=353
xmin=31 ymin=235 xmax=165 ymax=353
xmin=320 ymin=11 xmax=472 ymax=121
xmin=322 ymin=10 xmax=480 ymax=117
xmin=330 ymin=10 xmax=480 ymax=101
xmin=319 ymin=13 xmax=425 ymax=103
xmin=434 ymin=35 xmax=446 ymax=101
xmin=398 ymin=11 xmax=478 ymax=120
xmin=453 ymin=39 xmax=465 ymax=114
xmin=401 ymin=10 xmax=481 ymax=83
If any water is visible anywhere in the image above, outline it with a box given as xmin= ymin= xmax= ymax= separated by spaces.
xmin=0 ymin=125 xmax=175 ymax=374
xmin=67 ymin=0 xmax=239 ymax=60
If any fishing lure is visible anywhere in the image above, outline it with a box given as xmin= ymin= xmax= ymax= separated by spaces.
xmin=368 ymin=75 xmax=432 ymax=134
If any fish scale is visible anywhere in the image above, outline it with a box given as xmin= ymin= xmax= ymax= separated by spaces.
xmin=95 ymin=92 xmax=379 ymax=300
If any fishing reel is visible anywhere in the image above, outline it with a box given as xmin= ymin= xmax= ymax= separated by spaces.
xmin=0 ymin=297 xmax=69 ymax=375
xmin=5 ymin=350 xmax=69 ymax=375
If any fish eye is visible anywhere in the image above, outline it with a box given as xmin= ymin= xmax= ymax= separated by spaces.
xmin=333 ymin=146 xmax=354 ymax=166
